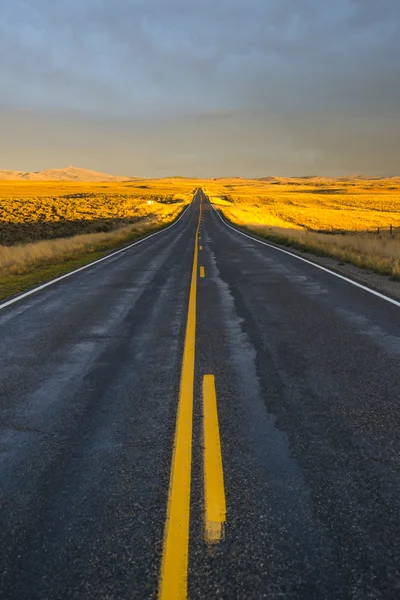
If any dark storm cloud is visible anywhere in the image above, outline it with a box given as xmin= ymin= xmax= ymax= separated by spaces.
xmin=0 ymin=0 xmax=399 ymax=175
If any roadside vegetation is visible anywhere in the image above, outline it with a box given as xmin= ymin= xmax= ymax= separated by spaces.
xmin=1 ymin=175 xmax=399 ymax=300
xmin=0 ymin=179 xmax=194 ymax=245
xmin=205 ymin=177 xmax=400 ymax=280
xmin=233 ymin=225 xmax=400 ymax=280
xmin=0 ymin=179 xmax=194 ymax=299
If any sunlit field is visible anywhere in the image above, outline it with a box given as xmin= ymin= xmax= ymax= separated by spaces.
xmin=1 ymin=175 xmax=400 ymax=296
xmin=0 ymin=178 xmax=196 ymax=297
xmin=0 ymin=179 xmax=195 ymax=245
xmin=204 ymin=177 xmax=400 ymax=232
xmin=205 ymin=177 xmax=400 ymax=279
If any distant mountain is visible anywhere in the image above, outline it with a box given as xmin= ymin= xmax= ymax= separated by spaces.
xmin=0 ymin=166 xmax=136 ymax=182
xmin=257 ymin=175 xmax=400 ymax=182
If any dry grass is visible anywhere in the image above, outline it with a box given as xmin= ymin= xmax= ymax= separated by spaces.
xmin=205 ymin=177 xmax=400 ymax=232
xmin=0 ymin=178 xmax=195 ymax=245
xmin=0 ymin=203 xmax=184 ymax=277
xmin=243 ymin=225 xmax=400 ymax=279
xmin=2 ymin=175 xmax=400 ymax=291
xmin=0 ymin=179 xmax=195 ymax=296
xmin=206 ymin=177 xmax=400 ymax=279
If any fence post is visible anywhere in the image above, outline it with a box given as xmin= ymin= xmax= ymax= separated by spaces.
xmin=377 ymin=226 xmax=380 ymax=235
xmin=390 ymin=224 xmax=393 ymax=236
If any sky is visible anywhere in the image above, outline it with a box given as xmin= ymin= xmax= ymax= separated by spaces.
xmin=0 ymin=0 xmax=399 ymax=177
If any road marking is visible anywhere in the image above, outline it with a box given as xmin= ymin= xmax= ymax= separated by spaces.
xmin=203 ymin=375 xmax=226 ymax=543
xmin=158 ymin=214 xmax=200 ymax=600
xmin=200 ymin=266 xmax=205 ymax=278
xmin=211 ymin=202 xmax=400 ymax=309
xmin=0 ymin=201 xmax=195 ymax=313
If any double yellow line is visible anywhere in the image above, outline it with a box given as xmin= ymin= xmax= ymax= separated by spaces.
xmin=158 ymin=198 xmax=225 ymax=599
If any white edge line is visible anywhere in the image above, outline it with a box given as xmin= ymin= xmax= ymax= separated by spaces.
xmin=0 ymin=201 xmax=193 ymax=312
xmin=210 ymin=200 xmax=400 ymax=309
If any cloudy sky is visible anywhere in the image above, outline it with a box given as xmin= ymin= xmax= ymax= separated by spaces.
xmin=0 ymin=0 xmax=399 ymax=177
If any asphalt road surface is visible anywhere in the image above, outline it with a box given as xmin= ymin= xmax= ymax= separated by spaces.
xmin=1 ymin=189 xmax=399 ymax=599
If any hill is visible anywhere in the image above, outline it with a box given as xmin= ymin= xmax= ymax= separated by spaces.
xmin=0 ymin=166 xmax=135 ymax=182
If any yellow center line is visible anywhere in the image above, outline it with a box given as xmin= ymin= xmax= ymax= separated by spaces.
xmin=158 ymin=201 xmax=200 ymax=600
xmin=203 ymin=375 xmax=226 ymax=543
xmin=200 ymin=266 xmax=205 ymax=278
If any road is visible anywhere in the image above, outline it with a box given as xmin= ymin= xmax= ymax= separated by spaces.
xmin=0 ymin=189 xmax=399 ymax=599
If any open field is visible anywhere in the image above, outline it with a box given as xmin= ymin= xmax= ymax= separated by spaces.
xmin=0 ymin=178 xmax=195 ymax=299
xmin=205 ymin=177 xmax=400 ymax=279
xmin=204 ymin=177 xmax=400 ymax=232
xmin=0 ymin=178 xmax=195 ymax=245
xmin=1 ymin=175 xmax=400 ymax=299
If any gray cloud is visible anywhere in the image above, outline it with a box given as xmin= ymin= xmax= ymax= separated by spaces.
xmin=0 ymin=0 xmax=399 ymax=175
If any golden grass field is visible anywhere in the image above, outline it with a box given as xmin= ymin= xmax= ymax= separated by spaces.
xmin=0 ymin=179 xmax=195 ymax=245
xmin=204 ymin=177 xmax=400 ymax=232
xmin=205 ymin=177 xmax=400 ymax=280
xmin=0 ymin=175 xmax=399 ymax=300
xmin=0 ymin=178 xmax=195 ymax=298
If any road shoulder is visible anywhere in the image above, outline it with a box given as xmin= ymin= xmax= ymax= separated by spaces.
xmin=215 ymin=211 xmax=400 ymax=303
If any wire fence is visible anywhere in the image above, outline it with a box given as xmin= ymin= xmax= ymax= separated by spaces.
xmin=313 ymin=225 xmax=400 ymax=237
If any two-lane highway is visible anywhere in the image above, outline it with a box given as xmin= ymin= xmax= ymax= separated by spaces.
xmin=1 ymin=190 xmax=399 ymax=599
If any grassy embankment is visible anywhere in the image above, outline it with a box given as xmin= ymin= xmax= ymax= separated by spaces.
xmin=0 ymin=179 xmax=195 ymax=300
xmin=204 ymin=177 xmax=400 ymax=279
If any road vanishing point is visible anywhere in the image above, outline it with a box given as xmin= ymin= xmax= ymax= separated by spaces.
xmin=0 ymin=189 xmax=399 ymax=599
